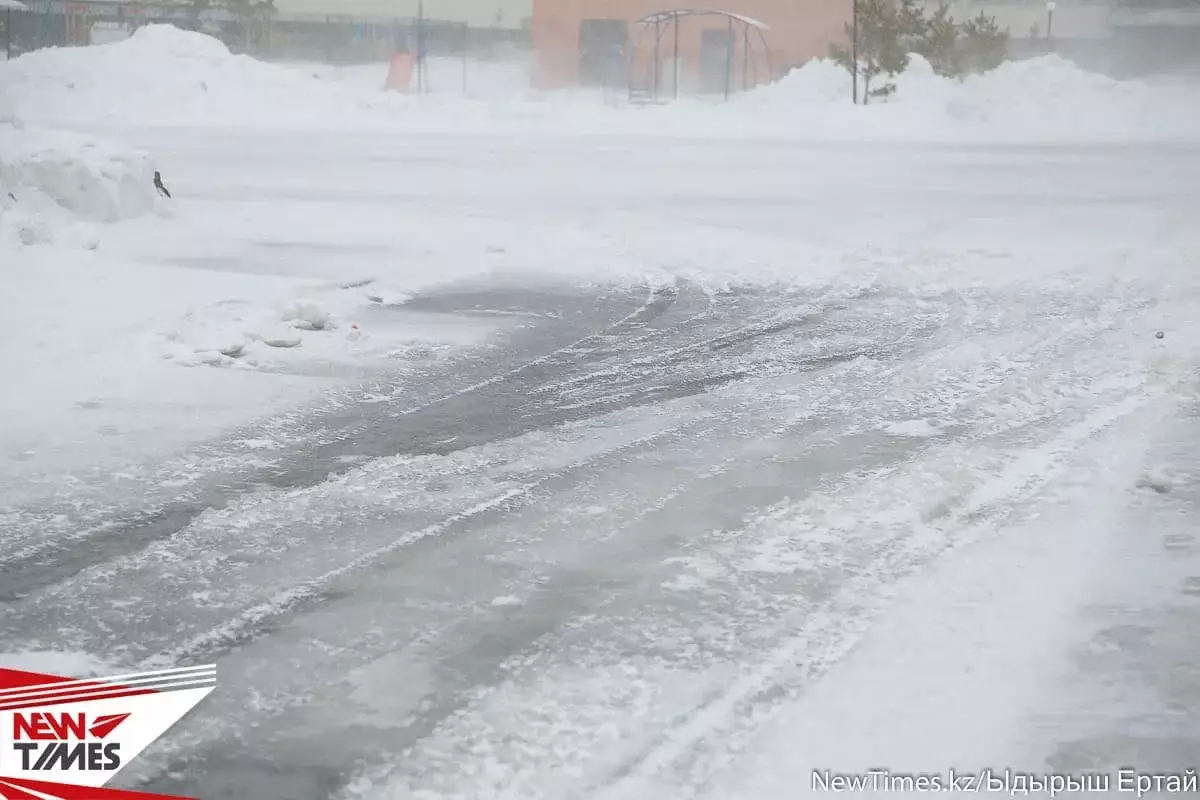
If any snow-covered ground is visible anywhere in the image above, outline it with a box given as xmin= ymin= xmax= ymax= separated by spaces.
xmin=290 ymin=52 xmax=534 ymax=99
xmin=1 ymin=24 xmax=1199 ymax=799
xmin=5 ymin=25 xmax=1200 ymax=139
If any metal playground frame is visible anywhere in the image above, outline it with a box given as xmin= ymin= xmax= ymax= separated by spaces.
xmin=628 ymin=8 xmax=773 ymax=103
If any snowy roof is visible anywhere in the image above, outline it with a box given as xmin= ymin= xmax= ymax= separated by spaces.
xmin=636 ymin=9 xmax=769 ymax=29
xmin=0 ymin=0 xmax=28 ymax=9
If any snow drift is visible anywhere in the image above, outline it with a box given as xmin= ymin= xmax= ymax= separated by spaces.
xmin=0 ymin=24 xmax=404 ymax=129
xmin=0 ymin=125 xmax=159 ymax=223
xmin=0 ymin=124 xmax=162 ymax=246
xmin=746 ymin=52 xmax=1200 ymax=142
xmin=3 ymin=25 xmax=1199 ymax=141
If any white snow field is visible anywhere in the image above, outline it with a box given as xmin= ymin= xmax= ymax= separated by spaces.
xmin=2 ymin=24 xmax=1200 ymax=800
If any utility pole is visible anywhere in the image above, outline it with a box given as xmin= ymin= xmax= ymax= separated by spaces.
xmin=851 ymin=0 xmax=859 ymax=104
xmin=415 ymin=0 xmax=426 ymax=93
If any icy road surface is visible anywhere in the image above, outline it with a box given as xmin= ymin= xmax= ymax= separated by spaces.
xmin=3 ymin=135 xmax=1200 ymax=799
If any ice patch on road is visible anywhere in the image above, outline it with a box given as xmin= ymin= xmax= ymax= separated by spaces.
xmin=343 ymin=652 xmax=436 ymax=730
xmin=882 ymin=418 xmax=942 ymax=437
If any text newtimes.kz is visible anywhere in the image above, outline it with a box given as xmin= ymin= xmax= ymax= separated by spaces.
xmin=812 ymin=768 xmax=1197 ymax=795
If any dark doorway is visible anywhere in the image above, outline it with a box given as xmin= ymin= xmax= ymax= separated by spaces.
xmin=579 ymin=18 xmax=627 ymax=87
xmin=699 ymin=27 xmax=734 ymax=94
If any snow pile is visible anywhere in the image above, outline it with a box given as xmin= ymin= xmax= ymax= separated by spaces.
xmin=903 ymin=53 xmax=1200 ymax=140
xmin=6 ymin=24 xmax=1199 ymax=141
xmin=159 ymin=292 xmax=339 ymax=368
xmin=0 ymin=123 xmax=161 ymax=247
xmin=743 ymin=52 xmax=1200 ymax=141
xmin=154 ymin=281 xmax=436 ymax=370
xmin=0 ymin=25 xmax=402 ymax=129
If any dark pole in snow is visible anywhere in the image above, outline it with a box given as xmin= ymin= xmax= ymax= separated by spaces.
xmin=416 ymin=0 xmax=425 ymax=94
xmin=653 ymin=18 xmax=661 ymax=98
xmin=5 ymin=8 xmax=10 ymax=61
xmin=742 ymin=24 xmax=749 ymax=91
xmin=672 ymin=16 xmax=679 ymax=98
xmin=851 ymin=0 xmax=858 ymax=104
xmin=723 ymin=15 xmax=732 ymax=101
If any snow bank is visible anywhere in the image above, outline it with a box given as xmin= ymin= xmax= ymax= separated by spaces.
xmin=0 ymin=25 xmax=406 ymax=129
xmin=0 ymin=123 xmax=161 ymax=246
xmin=746 ymin=52 xmax=1200 ymax=141
xmin=4 ymin=24 xmax=1199 ymax=142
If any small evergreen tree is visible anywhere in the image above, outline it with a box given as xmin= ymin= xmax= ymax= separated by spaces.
xmin=830 ymin=0 xmax=909 ymax=104
xmin=959 ymin=11 xmax=1009 ymax=74
xmin=896 ymin=0 xmax=928 ymax=43
xmin=833 ymin=0 xmax=1008 ymax=100
xmin=916 ymin=5 xmax=961 ymax=76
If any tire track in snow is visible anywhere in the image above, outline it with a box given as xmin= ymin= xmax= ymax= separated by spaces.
xmin=336 ymin=292 xmax=1156 ymax=800
xmin=146 ymin=302 xmax=974 ymax=797
xmin=0 ymin=283 xmax=681 ymax=601
xmin=0 ymin=284 xmax=659 ymax=563
xmin=589 ymin=386 xmax=1161 ymax=800
xmin=110 ymin=290 xmax=953 ymax=795
xmin=1 ymin=281 xmax=921 ymax=669
xmin=142 ymin=287 xmax=1110 ymax=798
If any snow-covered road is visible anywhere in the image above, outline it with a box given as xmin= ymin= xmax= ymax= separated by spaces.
xmin=2 ymin=128 xmax=1199 ymax=798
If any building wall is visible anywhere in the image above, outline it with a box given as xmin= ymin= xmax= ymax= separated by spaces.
xmin=274 ymin=0 xmax=532 ymax=29
xmin=531 ymin=0 xmax=852 ymax=89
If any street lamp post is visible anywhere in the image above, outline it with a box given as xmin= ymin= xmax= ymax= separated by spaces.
xmin=1045 ymin=0 xmax=1056 ymax=43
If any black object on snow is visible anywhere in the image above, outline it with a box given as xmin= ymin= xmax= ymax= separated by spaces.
xmin=154 ymin=171 xmax=172 ymax=199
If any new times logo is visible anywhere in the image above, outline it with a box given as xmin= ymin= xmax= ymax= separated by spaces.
xmin=0 ymin=664 xmax=216 ymax=800
xmin=10 ymin=710 xmax=130 ymax=772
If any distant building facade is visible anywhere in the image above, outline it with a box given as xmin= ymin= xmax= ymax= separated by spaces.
xmin=273 ymin=0 xmax=531 ymax=30
xmin=530 ymin=0 xmax=852 ymax=91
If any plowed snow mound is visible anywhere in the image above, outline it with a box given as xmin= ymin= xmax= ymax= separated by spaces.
xmin=742 ymin=53 xmax=1200 ymax=141
xmin=0 ymin=124 xmax=160 ymax=246
xmin=0 ymin=25 xmax=396 ymax=128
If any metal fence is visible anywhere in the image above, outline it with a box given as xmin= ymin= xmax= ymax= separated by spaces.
xmin=0 ymin=1 xmax=529 ymax=63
